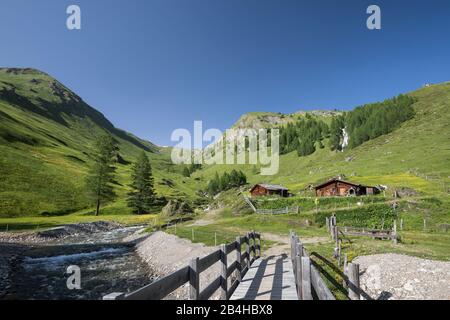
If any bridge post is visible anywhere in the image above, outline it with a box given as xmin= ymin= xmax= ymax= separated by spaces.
xmin=348 ymin=263 xmax=360 ymax=300
xmin=220 ymin=244 xmax=228 ymax=300
xmin=246 ymin=233 xmax=251 ymax=270
xmin=189 ymin=257 xmax=200 ymax=300
xmin=295 ymin=242 xmax=303 ymax=300
xmin=236 ymin=236 xmax=242 ymax=282
xmin=251 ymin=230 xmax=256 ymax=260
xmin=301 ymin=256 xmax=312 ymax=300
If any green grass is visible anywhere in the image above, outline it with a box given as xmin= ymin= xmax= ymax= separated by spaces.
xmin=0 ymin=212 xmax=157 ymax=232
xmin=0 ymin=68 xmax=203 ymax=218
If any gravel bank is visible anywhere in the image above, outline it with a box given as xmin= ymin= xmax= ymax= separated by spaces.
xmin=353 ymin=253 xmax=450 ymax=300
xmin=0 ymin=221 xmax=123 ymax=244
xmin=135 ymin=231 xmax=222 ymax=299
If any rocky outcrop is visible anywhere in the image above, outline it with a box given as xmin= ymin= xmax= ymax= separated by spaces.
xmin=161 ymin=200 xmax=193 ymax=217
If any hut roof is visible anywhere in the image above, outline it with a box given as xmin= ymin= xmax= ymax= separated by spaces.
xmin=251 ymin=184 xmax=289 ymax=192
xmin=314 ymin=178 xmax=377 ymax=190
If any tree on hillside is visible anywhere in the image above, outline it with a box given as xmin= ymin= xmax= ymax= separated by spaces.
xmin=86 ymin=134 xmax=118 ymax=216
xmin=207 ymin=170 xmax=247 ymax=195
xmin=127 ymin=151 xmax=156 ymax=214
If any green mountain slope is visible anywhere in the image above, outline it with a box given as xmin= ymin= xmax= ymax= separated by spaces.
xmin=0 ymin=68 xmax=196 ymax=217
xmin=191 ymin=82 xmax=450 ymax=197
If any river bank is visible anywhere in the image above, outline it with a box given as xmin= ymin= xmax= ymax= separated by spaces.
xmin=0 ymin=221 xmax=154 ymax=300
xmin=135 ymin=231 xmax=221 ymax=300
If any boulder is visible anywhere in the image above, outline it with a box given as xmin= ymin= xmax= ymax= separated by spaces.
xmin=161 ymin=200 xmax=193 ymax=217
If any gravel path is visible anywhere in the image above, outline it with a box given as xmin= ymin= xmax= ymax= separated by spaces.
xmin=353 ymin=253 xmax=450 ymax=300
xmin=135 ymin=231 xmax=222 ymax=299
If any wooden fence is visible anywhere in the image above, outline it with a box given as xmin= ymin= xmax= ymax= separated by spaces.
xmin=256 ymin=206 xmax=299 ymax=215
xmin=326 ymin=216 xmax=398 ymax=244
xmin=291 ymin=232 xmax=366 ymax=300
xmin=103 ymin=231 xmax=261 ymax=300
xmin=290 ymin=232 xmax=335 ymax=300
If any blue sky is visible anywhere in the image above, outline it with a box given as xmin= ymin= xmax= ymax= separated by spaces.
xmin=1 ymin=0 xmax=449 ymax=146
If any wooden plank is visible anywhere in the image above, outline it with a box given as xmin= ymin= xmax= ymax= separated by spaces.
xmin=236 ymin=236 xmax=242 ymax=282
xmin=103 ymin=292 xmax=125 ymax=300
xmin=199 ymin=276 xmax=221 ymax=300
xmin=227 ymin=279 xmax=240 ymax=299
xmin=198 ymin=249 xmax=221 ymax=273
xmin=227 ymin=261 xmax=238 ymax=278
xmin=246 ymin=233 xmax=251 ymax=270
xmin=310 ymin=265 xmax=335 ymax=300
xmin=124 ymin=266 xmax=190 ymax=300
xmin=301 ymin=257 xmax=312 ymax=300
xmin=230 ymin=255 xmax=298 ymax=300
xmin=189 ymin=257 xmax=199 ymax=300
xmin=220 ymin=244 xmax=227 ymax=300
xmin=226 ymin=241 xmax=237 ymax=254
xmin=348 ymin=263 xmax=360 ymax=300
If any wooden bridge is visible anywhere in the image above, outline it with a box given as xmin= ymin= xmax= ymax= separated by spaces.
xmin=103 ymin=231 xmax=361 ymax=301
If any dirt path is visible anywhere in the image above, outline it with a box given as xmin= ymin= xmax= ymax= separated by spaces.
xmin=186 ymin=209 xmax=222 ymax=227
xmin=260 ymin=232 xmax=329 ymax=257
xmin=353 ymin=253 xmax=450 ymax=300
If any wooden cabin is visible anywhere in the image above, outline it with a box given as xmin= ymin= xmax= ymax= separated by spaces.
xmin=314 ymin=179 xmax=380 ymax=197
xmin=250 ymin=184 xmax=289 ymax=198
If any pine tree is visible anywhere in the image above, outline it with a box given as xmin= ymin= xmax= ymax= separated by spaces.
xmin=127 ymin=151 xmax=155 ymax=214
xmin=86 ymin=134 xmax=118 ymax=216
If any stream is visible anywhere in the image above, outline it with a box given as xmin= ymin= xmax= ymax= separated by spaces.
xmin=6 ymin=226 xmax=155 ymax=300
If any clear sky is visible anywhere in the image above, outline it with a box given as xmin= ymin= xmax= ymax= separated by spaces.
xmin=1 ymin=0 xmax=449 ymax=146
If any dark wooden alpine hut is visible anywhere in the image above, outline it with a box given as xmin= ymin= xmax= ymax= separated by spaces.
xmin=250 ymin=184 xmax=289 ymax=198
xmin=314 ymin=179 xmax=380 ymax=197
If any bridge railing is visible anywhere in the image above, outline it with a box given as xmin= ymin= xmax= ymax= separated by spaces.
xmin=103 ymin=231 xmax=261 ymax=300
xmin=290 ymin=232 xmax=336 ymax=300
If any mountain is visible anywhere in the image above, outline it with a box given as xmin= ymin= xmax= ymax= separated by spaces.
xmin=191 ymin=82 xmax=450 ymax=199
xmin=231 ymin=110 xmax=341 ymax=130
xmin=0 ymin=68 xmax=196 ymax=217
xmin=1 ymin=67 xmax=449 ymax=219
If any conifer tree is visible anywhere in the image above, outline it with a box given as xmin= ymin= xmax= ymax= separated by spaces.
xmin=86 ymin=134 xmax=118 ymax=216
xmin=127 ymin=151 xmax=155 ymax=214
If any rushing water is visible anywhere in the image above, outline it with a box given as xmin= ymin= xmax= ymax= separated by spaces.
xmin=7 ymin=226 xmax=155 ymax=300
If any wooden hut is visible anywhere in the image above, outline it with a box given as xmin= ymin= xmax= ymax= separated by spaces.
xmin=250 ymin=184 xmax=289 ymax=198
xmin=314 ymin=179 xmax=380 ymax=197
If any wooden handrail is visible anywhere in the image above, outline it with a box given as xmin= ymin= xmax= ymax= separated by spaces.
xmin=103 ymin=231 xmax=261 ymax=301
xmin=290 ymin=232 xmax=336 ymax=300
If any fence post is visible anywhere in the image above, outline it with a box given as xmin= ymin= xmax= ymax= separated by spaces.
xmin=424 ymin=219 xmax=427 ymax=231
xmin=348 ymin=263 xmax=360 ymax=300
xmin=295 ymin=242 xmax=303 ymax=300
xmin=301 ymin=256 xmax=312 ymax=300
xmin=343 ymin=254 xmax=348 ymax=290
xmin=392 ymin=220 xmax=398 ymax=245
xmin=251 ymin=230 xmax=256 ymax=259
xmin=236 ymin=236 xmax=242 ymax=282
xmin=338 ymin=241 xmax=342 ymax=267
xmin=189 ymin=257 xmax=200 ymax=300
xmin=326 ymin=217 xmax=330 ymax=232
xmin=400 ymin=218 xmax=403 ymax=231
xmin=255 ymin=234 xmax=261 ymax=258
xmin=220 ymin=244 xmax=227 ymax=300
xmin=246 ymin=233 xmax=251 ymax=270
